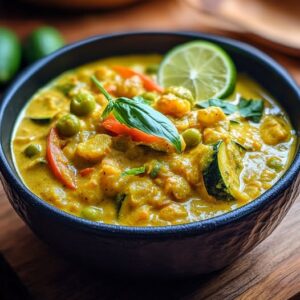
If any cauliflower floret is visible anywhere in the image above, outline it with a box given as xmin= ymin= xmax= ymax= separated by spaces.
xmin=99 ymin=158 xmax=121 ymax=197
xmin=156 ymin=93 xmax=191 ymax=118
xmin=115 ymin=76 xmax=144 ymax=98
xmin=76 ymin=134 xmax=112 ymax=162
xmin=260 ymin=116 xmax=290 ymax=145
xmin=94 ymin=66 xmax=117 ymax=81
xmin=164 ymin=86 xmax=194 ymax=103
xmin=164 ymin=175 xmax=191 ymax=202
xmin=197 ymin=107 xmax=226 ymax=127
xmin=202 ymin=127 xmax=228 ymax=144
xmin=159 ymin=203 xmax=188 ymax=222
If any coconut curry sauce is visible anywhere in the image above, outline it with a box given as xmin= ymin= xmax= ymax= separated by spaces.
xmin=12 ymin=55 xmax=296 ymax=226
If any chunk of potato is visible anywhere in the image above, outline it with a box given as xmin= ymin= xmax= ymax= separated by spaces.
xmin=77 ymin=176 xmax=104 ymax=205
xmin=99 ymin=158 xmax=121 ymax=197
xmin=203 ymin=127 xmax=227 ymax=144
xmin=164 ymin=86 xmax=194 ymax=103
xmin=159 ymin=203 xmax=188 ymax=222
xmin=41 ymin=187 xmax=67 ymax=209
xmin=164 ymin=175 xmax=191 ymax=202
xmin=94 ymin=66 xmax=116 ymax=81
xmin=156 ymin=93 xmax=191 ymax=118
xmin=197 ymin=107 xmax=226 ymax=127
xmin=126 ymin=178 xmax=163 ymax=207
xmin=260 ymin=116 xmax=290 ymax=145
xmin=76 ymin=134 xmax=112 ymax=161
xmin=115 ymin=76 xmax=144 ymax=98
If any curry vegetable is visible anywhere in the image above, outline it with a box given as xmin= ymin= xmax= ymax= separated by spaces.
xmin=92 ymin=76 xmax=182 ymax=152
xmin=197 ymin=98 xmax=264 ymax=122
xmin=12 ymin=51 xmax=296 ymax=226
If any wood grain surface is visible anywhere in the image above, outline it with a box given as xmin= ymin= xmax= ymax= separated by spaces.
xmin=0 ymin=0 xmax=299 ymax=299
xmin=186 ymin=0 xmax=300 ymax=56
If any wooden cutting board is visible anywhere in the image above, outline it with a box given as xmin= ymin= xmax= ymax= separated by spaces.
xmin=0 ymin=0 xmax=299 ymax=299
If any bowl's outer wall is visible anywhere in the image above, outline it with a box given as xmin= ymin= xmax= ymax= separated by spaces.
xmin=0 ymin=33 xmax=299 ymax=276
xmin=1 ymin=171 xmax=299 ymax=276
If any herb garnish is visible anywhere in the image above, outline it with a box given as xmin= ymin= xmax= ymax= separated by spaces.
xmin=238 ymin=98 xmax=264 ymax=123
xmin=115 ymin=193 xmax=126 ymax=216
xmin=121 ymin=166 xmax=146 ymax=177
xmin=91 ymin=76 xmax=182 ymax=152
xmin=196 ymin=97 xmax=264 ymax=123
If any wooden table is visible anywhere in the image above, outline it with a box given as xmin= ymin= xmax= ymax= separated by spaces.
xmin=0 ymin=1 xmax=299 ymax=299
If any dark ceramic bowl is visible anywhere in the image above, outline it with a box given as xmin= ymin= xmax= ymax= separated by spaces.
xmin=0 ymin=32 xmax=299 ymax=277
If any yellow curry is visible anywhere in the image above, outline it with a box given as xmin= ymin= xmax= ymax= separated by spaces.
xmin=12 ymin=51 xmax=296 ymax=226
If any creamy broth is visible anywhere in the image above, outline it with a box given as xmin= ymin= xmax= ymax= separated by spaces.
xmin=12 ymin=55 xmax=296 ymax=226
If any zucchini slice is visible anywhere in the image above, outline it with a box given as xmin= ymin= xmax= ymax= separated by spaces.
xmin=29 ymin=116 xmax=53 ymax=124
xmin=203 ymin=141 xmax=243 ymax=201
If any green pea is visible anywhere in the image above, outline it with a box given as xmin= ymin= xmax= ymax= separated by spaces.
xmin=81 ymin=206 xmax=102 ymax=221
xmin=267 ymin=157 xmax=283 ymax=171
xmin=70 ymin=91 xmax=96 ymax=116
xmin=24 ymin=144 xmax=42 ymax=158
xmin=57 ymin=83 xmax=75 ymax=96
xmin=141 ymin=92 xmax=159 ymax=103
xmin=182 ymin=128 xmax=201 ymax=148
xmin=145 ymin=64 xmax=159 ymax=74
xmin=56 ymin=114 xmax=80 ymax=137
xmin=150 ymin=161 xmax=162 ymax=178
xmin=165 ymin=86 xmax=194 ymax=103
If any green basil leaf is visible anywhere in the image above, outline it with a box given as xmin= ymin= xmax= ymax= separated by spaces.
xmin=238 ymin=98 xmax=264 ymax=123
xmin=132 ymin=96 xmax=150 ymax=105
xmin=195 ymin=101 xmax=210 ymax=109
xmin=196 ymin=99 xmax=237 ymax=115
xmin=121 ymin=166 xmax=146 ymax=176
xmin=237 ymin=97 xmax=248 ymax=108
xmin=113 ymin=97 xmax=182 ymax=152
xmin=91 ymin=75 xmax=115 ymax=118
xmin=92 ymin=76 xmax=182 ymax=152
xmin=101 ymin=100 xmax=115 ymax=119
xmin=91 ymin=75 xmax=113 ymax=101
xmin=196 ymin=97 xmax=264 ymax=123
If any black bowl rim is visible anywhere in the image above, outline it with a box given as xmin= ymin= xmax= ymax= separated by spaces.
xmin=0 ymin=31 xmax=299 ymax=238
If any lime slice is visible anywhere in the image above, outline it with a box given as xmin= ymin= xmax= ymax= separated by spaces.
xmin=158 ymin=41 xmax=236 ymax=101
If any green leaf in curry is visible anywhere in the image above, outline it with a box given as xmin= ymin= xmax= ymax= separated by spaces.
xmin=229 ymin=120 xmax=240 ymax=125
xmin=238 ymin=97 xmax=264 ymax=123
xmin=91 ymin=76 xmax=114 ymax=119
xmin=91 ymin=75 xmax=182 ymax=152
xmin=115 ymin=193 xmax=126 ymax=217
xmin=197 ymin=99 xmax=237 ymax=115
xmin=113 ymin=98 xmax=182 ymax=152
xmin=196 ymin=97 xmax=264 ymax=123
xmin=121 ymin=166 xmax=146 ymax=176
xmin=132 ymin=95 xmax=151 ymax=105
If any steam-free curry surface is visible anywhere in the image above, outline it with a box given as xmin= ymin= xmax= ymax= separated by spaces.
xmin=12 ymin=55 xmax=296 ymax=226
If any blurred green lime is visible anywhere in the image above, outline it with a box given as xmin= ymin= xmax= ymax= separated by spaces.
xmin=24 ymin=26 xmax=65 ymax=63
xmin=0 ymin=28 xmax=21 ymax=84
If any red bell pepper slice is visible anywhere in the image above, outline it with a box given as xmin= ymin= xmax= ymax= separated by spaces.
xmin=112 ymin=65 xmax=163 ymax=93
xmin=79 ymin=167 xmax=95 ymax=177
xmin=103 ymin=115 xmax=162 ymax=144
xmin=46 ymin=128 xmax=77 ymax=189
